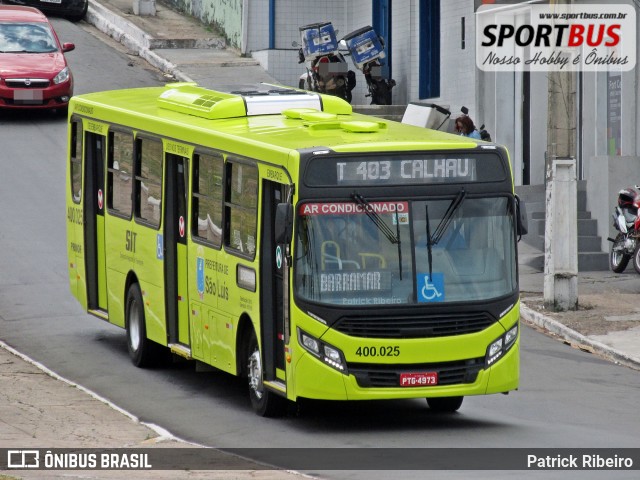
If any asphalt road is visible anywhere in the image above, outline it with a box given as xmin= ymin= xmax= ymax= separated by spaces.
xmin=0 ymin=17 xmax=639 ymax=480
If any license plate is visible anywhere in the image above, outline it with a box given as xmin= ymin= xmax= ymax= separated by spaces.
xmin=14 ymin=90 xmax=44 ymax=104
xmin=399 ymin=372 xmax=438 ymax=387
xmin=40 ymin=0 xmax=63 ymax=4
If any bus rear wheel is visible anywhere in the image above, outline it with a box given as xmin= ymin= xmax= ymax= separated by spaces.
xmin=427 ymin=396 xmax=464 ymax=413
xmin=126 ymin=284 xmax=163 ymax=368
xmin=246 ymin=331 xmax=286 ymax=417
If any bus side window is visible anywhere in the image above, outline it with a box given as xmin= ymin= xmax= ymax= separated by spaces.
xmin=192 ymin=152 xmax=223 ymax=247
xmin=70 ymin=120 xmax=83 ymax=203
xmin=107 ymin=130 xmax=134 ymax=217
xmin=134 ymin=137 xmax=163 ymax=228
xmin=225 ymin=160 xmax=258 ymax=257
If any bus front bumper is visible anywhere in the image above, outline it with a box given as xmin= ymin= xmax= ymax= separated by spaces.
xmin=291 ymin=340 xmax=519 ymax=401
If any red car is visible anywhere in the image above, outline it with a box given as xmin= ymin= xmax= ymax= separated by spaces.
xmin=0 ymin=6 xmax=75 ymax=111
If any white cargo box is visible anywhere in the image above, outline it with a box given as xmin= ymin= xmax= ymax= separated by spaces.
xmin=401 ymin=102 xmax=452 ymax=131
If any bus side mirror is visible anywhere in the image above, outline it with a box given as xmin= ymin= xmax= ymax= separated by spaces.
xmin=515 ymin=195 xmax=528 ymax=239
xmin=275 ymin=203 xmax=293 ymax=244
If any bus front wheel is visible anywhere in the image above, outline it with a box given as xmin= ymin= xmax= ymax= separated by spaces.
xmin=427 ymin=396 xmax=463 ymax=413
xmin=246 ymin=331 xmax=286 ymax=417
xmin=126 ymin=284 xmax=162 ymax=368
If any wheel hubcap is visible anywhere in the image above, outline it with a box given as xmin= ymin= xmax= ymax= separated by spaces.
xmin=129 ymin=300 xmax=141 ymax=351
xmin=613 ymin=251 xmax=622 ymax=266
xmin=248 ymin=348 xmax=264 ymax=400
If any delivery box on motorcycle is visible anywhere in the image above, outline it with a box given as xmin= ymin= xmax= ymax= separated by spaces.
xmin=300 ymin=22 xmax=339 ymax=61
xmin=342 ymin=26 xmax=386 ymax=69
xmin=401 ymin=102 xmax=451 ymax=130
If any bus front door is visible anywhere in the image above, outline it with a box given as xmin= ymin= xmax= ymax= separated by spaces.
xmin=164 ymin=154 xmax=190 ymax=351
xmin=84 ymin=132 xmax=107 ymax=313
xmin=260 ymin=180 xmax=288 ymax=384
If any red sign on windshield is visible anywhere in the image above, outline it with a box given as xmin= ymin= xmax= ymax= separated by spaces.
xmin=299 ymin=201 xmax=409 ymax=216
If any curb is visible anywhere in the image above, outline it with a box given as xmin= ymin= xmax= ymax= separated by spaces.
xmin=86 ymin=0 xmax=193 ymax=82
xmin=520 ymin=303 xmax=640 ymax=371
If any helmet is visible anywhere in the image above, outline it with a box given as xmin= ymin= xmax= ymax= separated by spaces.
xmin=617 ymin=187 xmax=637 ymax=207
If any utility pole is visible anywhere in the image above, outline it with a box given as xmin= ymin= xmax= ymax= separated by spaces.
xmin=544 ymin=0 xmax=578 ymax=311
xmin=546 ymin=74 xmax=577 ymax=160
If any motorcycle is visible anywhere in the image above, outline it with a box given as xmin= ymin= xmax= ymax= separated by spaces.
xmin=297 ymin=22 xmax=356 ymax=103
xmin=608 ymin=186 xmax=640 ymax=273
xmin=342 ymin=26 xmax=396 ymax=105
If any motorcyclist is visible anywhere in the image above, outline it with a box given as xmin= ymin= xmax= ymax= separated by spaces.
xmin=455 ymin=115 xmax=482 ymax=139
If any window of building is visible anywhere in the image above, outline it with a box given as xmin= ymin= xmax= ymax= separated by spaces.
xmin=419 ymin=0 xmax=440 ymax=99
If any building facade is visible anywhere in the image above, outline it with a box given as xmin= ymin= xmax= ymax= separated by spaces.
xmin=170 ymin=0 xmax=640 ymax=252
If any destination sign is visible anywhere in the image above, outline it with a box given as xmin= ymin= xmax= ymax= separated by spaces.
xmin=338 ymin=158 xmax=475 ymax=183
xmin=305 ymin=154 xmax=507 ymax=186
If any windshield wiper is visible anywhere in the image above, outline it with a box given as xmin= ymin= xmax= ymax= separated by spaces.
xmin=426 ymin=205 xmax=433 ymax=279
xmin=425 ymin=188 xmax=466 ymax=279
xmin=431 ymin=188 xmax=466 ymax=245
xmin=351 ymin=192 xmax=403 ymax=280
xmin=352 ymin=192 xmax=399 ymax=244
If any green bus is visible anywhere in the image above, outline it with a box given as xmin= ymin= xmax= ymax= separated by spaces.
xmin=66 ymin=83 xmax=525 ymax=416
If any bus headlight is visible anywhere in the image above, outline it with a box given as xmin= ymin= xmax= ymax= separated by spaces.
xmin=300 ymin=332 xmax=320 ymax=354
xmin=504 ymin=324 xmax=518 ymax=346
xmin=485 ymin=324 xmax=518 ymax=367
xmin=298 ymin=328 xmax=348 ymax=374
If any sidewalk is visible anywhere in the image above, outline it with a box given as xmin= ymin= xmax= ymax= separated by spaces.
xmin=85 ymin=0 xmax=280 ymax=88
xmin=2 ymin=1 xmax=640 ymax=478
xmin=519 ymin=241 xmax=640 ymax=370
xmin=0 ymin=340 xmax=302 ymax=479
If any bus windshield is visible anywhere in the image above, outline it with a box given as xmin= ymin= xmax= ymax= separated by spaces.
xmin=294 ymin=196 xmax=517 ymax=306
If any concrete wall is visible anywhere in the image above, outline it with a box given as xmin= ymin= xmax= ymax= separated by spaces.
xmin=163 ymin=0 xmax=243 ymax=49
xmin=388 ymin=0 xmax=412 ymax=105
xmin=438 ymin=0 xmax=477 ymax=115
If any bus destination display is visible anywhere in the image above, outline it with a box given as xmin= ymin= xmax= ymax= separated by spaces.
xmin=337 ymin=158 xmax=476 ymax=184
xmin=305 ymin=154 xmax=508 ymax=187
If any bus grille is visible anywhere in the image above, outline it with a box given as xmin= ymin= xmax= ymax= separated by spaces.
xmin=334 ymin=312 xmax=495 ymax=339
xmin=348 ymin=358 xmax=485 ymax=388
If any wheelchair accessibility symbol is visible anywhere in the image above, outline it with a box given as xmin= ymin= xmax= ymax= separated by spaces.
xmin=417 ymin=273 xmax=445 ymax=302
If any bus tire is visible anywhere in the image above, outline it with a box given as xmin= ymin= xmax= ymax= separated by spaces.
xmin=427 ymin=396 xmax=463 ymax=413
xmin=126 ymin=283 xmax=162 ymax=368
xmin=246 ymin=330 xmax=286 ymax=417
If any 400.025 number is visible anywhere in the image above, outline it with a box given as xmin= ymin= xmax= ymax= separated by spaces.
xmin=355 ymin=346 xmax=400 ymax=357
